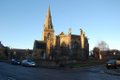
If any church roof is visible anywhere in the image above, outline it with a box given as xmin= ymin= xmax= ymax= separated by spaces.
xmin=70 ymin=34 xmax=80 ymax=39
xmin=71 ymin=34 xmax=80 ymax=37
xmin=34 ymin=40 xmax=46 ymax=49
xmin=44 ymin=6 xmax=53 ymax=30
xmin=0 ymin=41 xmax=4 ymax=48
xmin=59 ymin=32 xmax=65 ymax=35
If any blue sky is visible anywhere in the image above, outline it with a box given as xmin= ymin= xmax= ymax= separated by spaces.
xmin=0 ymin=0 xmax=120 ymax=50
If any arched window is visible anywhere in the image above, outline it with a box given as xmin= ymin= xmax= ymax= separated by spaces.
xmin=41 ymin=51 xmax=45 ymax=59
xmin=47 ymin=33 xmax=51 ymax=39
xmin=61 ymin=42 xmax=66 ymax=47
xmin=73 ymin=41 xmax=79 ymax=49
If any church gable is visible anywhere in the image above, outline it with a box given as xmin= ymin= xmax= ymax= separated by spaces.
xmin=34 ymin=40 xmax=46 ymax=50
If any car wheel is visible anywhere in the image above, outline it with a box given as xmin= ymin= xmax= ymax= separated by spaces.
xmin=106 ymin=66 xmax=109 ymax=69
xmin=114 ymin=66 xmax=117 ymax=69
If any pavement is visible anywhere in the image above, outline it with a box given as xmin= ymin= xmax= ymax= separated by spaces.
xmin=60 ymin=65 xmax=120 ymax=76
xmin=1 ymin=60 xmax=120 ymax=77
xmin=1 ymin=62 xmax=120 ymax=80
xmin=105 ymin=67 xmax=120 ymax=76
xmin=9 ymin=61 xmax=120 ymax=76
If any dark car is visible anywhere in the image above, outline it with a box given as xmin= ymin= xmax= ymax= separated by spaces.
xmin=11 ymin=58 xmax=21 ymax=65
xmin=21 ymin=59 xmax=36 ymax=67
xmin=106 ymin=60 xmax=117 ymax=69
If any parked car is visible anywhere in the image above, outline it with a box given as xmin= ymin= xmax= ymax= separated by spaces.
xmin=11 ymin=58 xmax=21 ymax=65
xmin=21 ymin=59 xmax=36 ymax=67
xmin=106 ymin=59 xmax=117 ymax=69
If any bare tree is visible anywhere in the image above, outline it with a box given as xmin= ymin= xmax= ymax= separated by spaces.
xmin=93 ymin=47 xmax=100 ymax=59
xmin=92 ymin=41 xmax=109 ymax=60
xmin=97 ymin=41 xmax=109 ymax=51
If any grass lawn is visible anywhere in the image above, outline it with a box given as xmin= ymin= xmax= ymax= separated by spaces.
xmin=65 ymin=59 xmax=104 ymax=68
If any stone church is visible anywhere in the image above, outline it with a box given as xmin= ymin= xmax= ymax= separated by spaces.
xmin=32 ymin=6 xmax=89 ymax=61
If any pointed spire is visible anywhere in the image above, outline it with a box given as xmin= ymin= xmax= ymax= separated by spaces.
xmin=44 ymin=6 xmax=53 ymax=30
xmin=80 ymin=28 xmax=85 ymax=48
xmin=47 ymin=5 xmax=51 ymax=17
xmin=80 ymin=28 xmax=83 ymax=35
xmin=68 ymin=28 xmax=72 ymax=35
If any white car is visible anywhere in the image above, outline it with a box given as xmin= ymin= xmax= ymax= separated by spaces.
xmin=21 ymin=59 xmax=36 ymax=67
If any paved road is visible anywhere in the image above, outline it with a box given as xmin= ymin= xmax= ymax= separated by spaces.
xmin=0 ymin=62 xmax=120 ymax=80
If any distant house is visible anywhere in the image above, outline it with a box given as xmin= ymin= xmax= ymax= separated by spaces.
xmin=10 ymin=48 xmax=33 ymax=60
xmin=93 ymin=49 xmax=120 ymax=61
xmin=0 ymin=41 xmax=9 ymax=60
xmin=0 ymin=41 xmax=4 ymax=48
xmin=109 ymin=49 xmax=120 ymax=60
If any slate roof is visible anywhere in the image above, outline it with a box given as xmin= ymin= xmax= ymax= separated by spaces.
xmin=34 ymin=40 xmax=46 ymax=49
xmin=0 ymin=41 xmax=4 ymax=48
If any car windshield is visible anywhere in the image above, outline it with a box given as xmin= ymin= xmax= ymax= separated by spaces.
xmin=27 ymin=59 xmax=33 ymax=62
xmin=107 ymin=60 xmax=116 ymax=63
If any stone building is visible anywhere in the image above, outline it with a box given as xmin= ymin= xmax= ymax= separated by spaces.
xmin=0 ymin=41 xmax=9 ymax=60
xmin=10 ymin=49 xmax=33 ymax=60
xmin=0 ymin=41 xmax=5 ymax=59
xmin=32 ymin=6 xmax=89 ymax=61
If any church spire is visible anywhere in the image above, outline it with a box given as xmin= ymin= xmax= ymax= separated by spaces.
xmin=42 ymin=6 xmax=54 ymax=42
xmin=44 ymin=6 xmax=53 ymax=30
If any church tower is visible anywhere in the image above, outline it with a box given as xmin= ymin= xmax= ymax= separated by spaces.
xmin=42 ymin=6 xmax=55 ymax=57
xmin=42 ymin=6 xmax=54 ymax=42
